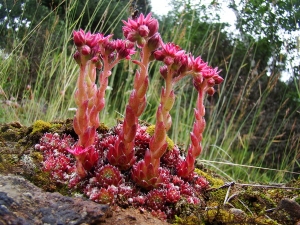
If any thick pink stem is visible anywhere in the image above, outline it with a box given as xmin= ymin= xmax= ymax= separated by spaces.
xmin=178 ymin=82 xmax=207 ymax=178
xmin=109 ymin=45 xmax=152 ymax=170
xmin=148 ymin=69 xmax=175 ymax=168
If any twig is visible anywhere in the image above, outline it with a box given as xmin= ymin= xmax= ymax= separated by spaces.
xmin=235 ymin=183 xmax=300 ymax=190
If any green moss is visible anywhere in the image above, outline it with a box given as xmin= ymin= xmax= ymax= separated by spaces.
xmin=254 ymin=216 xmax=279 ymax=225
xmin=295 ymin=196 xmax=300 ymax=205
xmin=173 ymin=215 xmax=204 ymax=225
xmin=49 ymin=123 xmax=62 ymax=131
xmin=28 ymin=170 xmax=57 ymax=192
xmin=30 ymin=151 xmax=43 ymax=163
xmin=205 ymin=208 xmax=235 ymax=223
xmin=194 ymin=168 xmax=225 ymax=188
xmin=0 ymin=163 xmax=4 ymax=172
xmin=166 ymin=136 xmax=175 ymax=150
xmin=97 ymin=122 xmax=109 ymax=133
xmin=0 ymin=154 xmax=20 ymax=174
xmin=146 ymin=124 xmax=155 ymax=135
xmin=208 ymin=189 xmax=227 ymax=205
xmin=31 ymin=120 xmax=51 ymax=134
xmin=146 ymin=124 xmax=175 ymax=150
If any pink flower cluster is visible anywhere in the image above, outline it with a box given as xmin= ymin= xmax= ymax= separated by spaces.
xmin=36 ymin=12 xmax=223 ymax=221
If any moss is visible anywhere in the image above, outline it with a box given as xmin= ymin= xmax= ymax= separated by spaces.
xmin=172 ymin=214 xmax=204 ymax=225
xmin=146 ymin=124 xmax=175 ymax=150
xmin=0 ymin=163 xmax=4 ymax=172
xmin=240 ymin=190 xmax=277 ymax=215
xmin=31 ymin=120 xmax=51 ymax=134
xmin=146 ymin=124 xmax=155 ymax=135
xmin=97 ymin=122 xmax=109 ymax=133
xmin=0 ymin=128 xmax=21 ymax=141
xmin=194 ymin=168 xmax=225 ymax=188
xmin=166 ymin=136 xmax=175 ymax=150
xmin=205 ymin=208 xmax=235 ymax=223
xmin=208 ymin=188 xmax=227 ymax=205
xmin=295 ymin=196 xmax=300 ymax=205
xmin=49 ymin=123 xmax=62 ymax=131
xmin=28 ymin=170 xmax=58 ymax=192
xmin=30 ymin=151 xmax=43 ymax=163
xmin=254 ymin=216 xmax=279 ymax=225
xmin=0 ymin=154 xmax=21 ymax=174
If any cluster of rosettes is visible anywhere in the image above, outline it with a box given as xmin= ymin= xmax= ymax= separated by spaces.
xmin=36 ymin=123 xmax=209 ymax=220
xmin=35 ymin=133 xmax=76 ymax=182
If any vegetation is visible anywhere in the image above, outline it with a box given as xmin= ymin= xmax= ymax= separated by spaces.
xmin=0 ymin=0 xmax=299 ymax=186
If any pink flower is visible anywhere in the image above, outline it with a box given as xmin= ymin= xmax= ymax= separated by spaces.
xmin=67 ymin=145 xmax=99 ymax=178
xmin=202 ymin=66 xmax=220 ymax=79
xmin=73 ymin=30 xmax=113 ymax=64
xmin=191 ymin=56 xmax=208 ymax=73
xmin=114 ymin=39 xmax=136 ymax=59
xmin=122 ymin=13 xmax=159 ymax=47
xmin=73 ymin=29 xmax=103 ymax=48
xmin=154 ymin=43 xmax=185 ymax=62
xmin=154 ymin=42 xmax=191 ymax=75
xmin=73 ymin=29 xmax=86 ymax=46
xmin=193 ymin=65 xmax=223 ymax=93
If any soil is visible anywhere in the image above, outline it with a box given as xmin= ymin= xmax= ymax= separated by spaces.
xmin=0 ymin=120 xmax=300 ymax=225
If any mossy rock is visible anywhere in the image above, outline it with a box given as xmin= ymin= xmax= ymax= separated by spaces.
xmin=1 ymin=119 xmax=300 ymax=225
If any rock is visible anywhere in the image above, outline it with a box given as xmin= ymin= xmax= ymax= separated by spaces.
xmin=0 ymin=174 xmax=169 ymax=225
xmin=277 ymin=198 xmax=300 ymax=220
xmin=0 ymin=174 xmax=108 ymax=224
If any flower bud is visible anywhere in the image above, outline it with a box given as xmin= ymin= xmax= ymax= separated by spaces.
xmin=138 ymin=25 xmax=150 ymax=37
xmin=207 ymin=87 xmax=215 ymax=96
xmin=207 ymin=78 xmax=215 ymax=87
xmin=147 ymin=18 xmax=159 ymax=37
xmin=154 ymin=50 xmax=165 ymax=61
xmin=108 ymin=53 xmax=116 ymax=63
xmin=127 ymin=32 xmax=138 ymax=42
xmin=91 ymin=56 xmax=99 ymax=63
xmin=193 ymin=76 xmax=203 ymax=91
xmin=86 ymin=34 xmax=98 ymax=48
xmin=202 ymin=67 xmax=214 ymax=79
xmin=104 ymin=41 xmax=116 ymax=55
xmin=147 ymin=33 xmax=161 ymax=51
xmin=73 ymin=29 xmax=85 ymax=46
xmin=81 ymin=45 xmax=91 ymax=55
xmin=73 ymin=51 xmax=81 ymax=64
xmin=159 ymin=65 xmax=168 ymax=79
xmin=213 ymin=74 xmax=224 ymax=84
xmin=137 ymin=37 xmax=147 ymax=48
xmin=164 ymin=56 xmax=174 ymax=66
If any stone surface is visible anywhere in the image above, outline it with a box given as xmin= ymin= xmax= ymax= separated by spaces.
xmin=0 ymin=175 xmax=169 ymax=225
xmin=277 ymin=198 xmax=300 ymax=220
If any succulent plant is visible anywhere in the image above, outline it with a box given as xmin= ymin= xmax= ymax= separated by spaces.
xmin=36 ymin=12 xmax=223 ymax=221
